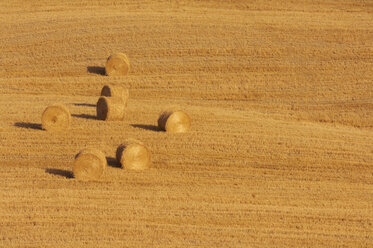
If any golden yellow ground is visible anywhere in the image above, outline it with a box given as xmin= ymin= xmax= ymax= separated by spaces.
xmin=0 ymin=0 xmax=372 ymax=247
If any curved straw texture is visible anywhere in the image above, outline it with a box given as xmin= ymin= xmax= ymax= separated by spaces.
xmin=158 ymin=110 xmax=191 ymax=133
xmin=41 ymin=104 xmax=71 ymax=131
xmin=96 ymin=96 xmax=125 ymax=121
xmin=116 ymin=139 xmax=151 ymax=170
xmin=73 ymin=148 xmax=107 ymax=181
xmin=100 ymin=85 xmax=129 ymax=107
xmin=105 ymin=53 xmax=130 ymax=76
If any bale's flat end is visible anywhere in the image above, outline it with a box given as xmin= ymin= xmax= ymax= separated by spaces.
xmin=41 ymin=104 xmax=71 ymax=131
xmin=116 ymin=140 xmax=151 ymax=170
xmin=105 ymin=53 xmax=130 ymax=76
xmin=73 ymin=148 xmax=106 ymax=181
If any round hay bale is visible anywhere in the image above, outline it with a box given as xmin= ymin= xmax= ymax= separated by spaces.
xmin=105 ymin=53 xmax=130 ymax=76
xmin=73 ymin=148 xmax=107 ymax=181
xmin=100 ymin=85 xmax=129 ymax=107
xmin=116 ymin=139 xmax=151 ymax=170
xmin=158 ymin=110 xmax=191 ymax=133
xmin=41 ymin=104 xmax=71 ymax=131
xmin=96 ymin=96 xmax=125 ymax=121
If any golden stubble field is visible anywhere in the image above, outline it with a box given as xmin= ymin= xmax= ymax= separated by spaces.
xmin=0 ymin=0 xmax=372 ymax=247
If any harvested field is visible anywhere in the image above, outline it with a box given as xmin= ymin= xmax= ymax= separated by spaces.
xmin=0 ymin=0 xmax=372 ymax=247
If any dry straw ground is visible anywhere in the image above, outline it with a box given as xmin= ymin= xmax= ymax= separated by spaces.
xmin=0 ymin=0 xmax=372 ymax=247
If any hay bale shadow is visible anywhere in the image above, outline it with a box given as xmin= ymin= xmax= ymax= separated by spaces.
xmin=45 ymin=168 xmax=73 ymax=179
xmin=87 ymin=66 xmax=105 ymax=75
xmin=14 ymin=122 xmax=42 ymax=130
xmin=72 ymin=114 xmax=97 ymax=120
xmin=106 ymin=156 xmax=121 ymax=168
xmin=73 ymin=103 xmax=96 ymax=107
xmin=131 ymin=124 xmax=160 ymax=132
